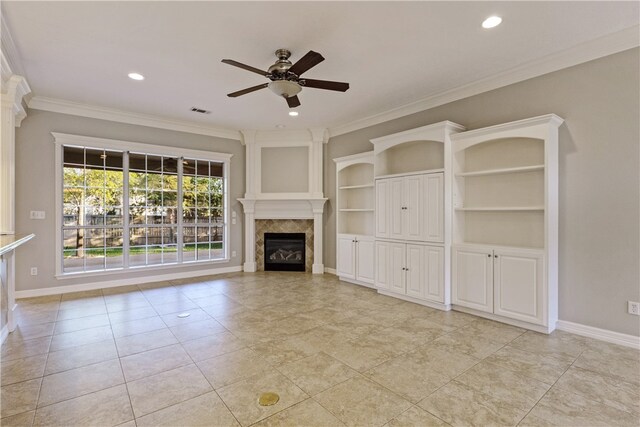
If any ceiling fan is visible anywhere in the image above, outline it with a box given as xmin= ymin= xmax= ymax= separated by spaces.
xmin=222 ymin=49 xmax=349 ymax=108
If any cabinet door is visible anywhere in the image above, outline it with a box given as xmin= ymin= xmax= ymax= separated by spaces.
xmin=389 ymin=178 xmax=405 ymax=240
xmin=336 ymin=235 xmax=356 ymax=280
xmin=424 ymin=245 xmax=445 ymax=303
xmin=405 ymin=244 xmax=424 ymax=299
xmin=424 ymin=173 xmax=444 ymax=243
xmin=389 ymin=242 xmax=406 ymax=294
xmin=355 ymin=237 xmax=375 ymax=285
xmin=403 ymin=175 xmax=423 ymax=241
xmin=374 ymin=241 xmax=391 ymax=290
xmin=494 ymin=249 xmax=545 ymax=325
xmin=375 ymin=180 xmax=389 ymax=239
xmin=452 ymin=245 xmax=493 ymax=313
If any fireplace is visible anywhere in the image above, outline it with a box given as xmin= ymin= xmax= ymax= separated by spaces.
xmin=264 ymin=233 xmax=306 ymax=272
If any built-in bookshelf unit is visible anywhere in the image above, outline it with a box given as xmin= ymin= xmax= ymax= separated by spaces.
xmin=451 ymin=114 xmax=563 ymax=332
xmin=371 ymin=121 xmax=465 ymax=308
xmin=334 ymin=152 xmax=375 ymax=287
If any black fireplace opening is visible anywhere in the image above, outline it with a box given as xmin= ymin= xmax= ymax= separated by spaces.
xmin=264 ymin=233 xmax=306 ymax=272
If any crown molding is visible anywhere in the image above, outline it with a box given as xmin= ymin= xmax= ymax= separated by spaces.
xmin=328 ymin=25 xmax=640 ymax=138
xmin=0 ymin=13 xmax=26 ymax=77
xmin=27 ymin=96 xmax=242 ymax=141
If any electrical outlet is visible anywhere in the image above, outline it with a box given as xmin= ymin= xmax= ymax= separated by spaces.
xmin=232 ymin=251 xmax=237 ymax=258
xmin=628 ymin=301 xmax=640 ymax=316
xmin=30 ymin=267 xmax=38 ymax=276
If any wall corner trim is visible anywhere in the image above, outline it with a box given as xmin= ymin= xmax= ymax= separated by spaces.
xmin=324 ymin=267 xmax=337 ymax=275
xmin=556 ymin=320 xmax=640 ymax=350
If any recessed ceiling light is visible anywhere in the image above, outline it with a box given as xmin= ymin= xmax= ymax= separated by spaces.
xmin=482 ymin=16 xmax=502 ymax=29
xmin=128 ymin=72 xmax=145 ymax=81
xmin=289 ymin=111 xmax=299 ymax=117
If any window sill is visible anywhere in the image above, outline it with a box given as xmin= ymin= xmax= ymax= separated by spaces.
xmin=55 ymin=258 xmax=232 ymax=280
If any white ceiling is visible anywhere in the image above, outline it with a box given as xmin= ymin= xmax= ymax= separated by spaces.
xmin=3 ymin=1 xmax=639 ymax=133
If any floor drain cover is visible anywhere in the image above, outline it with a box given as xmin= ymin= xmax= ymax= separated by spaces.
xmin=177 ymin=313 xmax=191 ymax=318
xmin=258 ymin=392 xmax=280 ymax=406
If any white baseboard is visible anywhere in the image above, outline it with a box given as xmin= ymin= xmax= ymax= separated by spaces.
xmin=15 ymin=266 xmax=243 ymax=299
xmin=378 ymin=289 xmax=452 ymax=311
xmin=556 ymin=320 xmax=640 ymax=350
xmin=338 ymin=277 xmax=376 ymax=289
xmin=324 ymin=267 xmax=337 ymax=275
xmin=453 ymin=305 xmax=553 ymax=334
xmin=0 ymin=325 xmax=8 ymax=345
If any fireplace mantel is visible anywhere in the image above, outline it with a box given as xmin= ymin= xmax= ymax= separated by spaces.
xmin=238 ymin=197 xmax=327 ymax=274
xmin=238 ymin=128 xmax=328 ymax=275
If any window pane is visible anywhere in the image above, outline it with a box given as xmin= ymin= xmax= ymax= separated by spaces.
xmin=212 ymin=241 xmax=224 ymax=259
xmin=183 ymin=244 xmax=196 ymax=262
xmin=162 ymin=245 xmax=177 ymax=263
xmin=129 ymin=226 xmax=147 ymax=246
xmin=183 ymin=208 xmax=195 ymax=223
xmin=106 ymin=207 xmax=123 ymax=225
xmin=129 ymin=246 xmax=147 ymax=266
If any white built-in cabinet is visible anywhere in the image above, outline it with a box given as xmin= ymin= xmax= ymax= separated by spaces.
xmin=451 ymin=114 xmax=563 ymax=332
xmin=376 ymin=241 xmax=444 ymax=302
xmin=371 ymin=121 xmax=464 ymax=308
xmin=337 ymin=234 xmax=374 ymax=285
xmin=376 ymin=173 xmax=443 ymax=242
xmin=334 ymin=115 xmax=563 ymax=334
xmin=334 ymin=152 xmax=375 ymax=287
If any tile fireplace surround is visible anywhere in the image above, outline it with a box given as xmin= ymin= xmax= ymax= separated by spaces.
xmin=256 ymin=219 xmax=314 ymax=272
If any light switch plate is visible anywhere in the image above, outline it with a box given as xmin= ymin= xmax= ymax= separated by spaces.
xmin=30 ymin=211 xmax=45 ymax=220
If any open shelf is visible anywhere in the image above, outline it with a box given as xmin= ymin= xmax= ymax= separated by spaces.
xmin=455 ymin=206 xmax=544 ymax=212
xmin=375 ymin=168 xmax=444 ymax=180
xmin=456 ymin=164 xmax=544 ymax=177
xmin=339 ymin=184 xmax=374 ymax=190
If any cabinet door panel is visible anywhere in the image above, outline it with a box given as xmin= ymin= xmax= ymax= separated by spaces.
xmin=405 ymin=244 xmax=424 ymax=299
xmin=424 ymin=173 xmax=444 ymax=243
xmin=390 ymin=243 xmax=406 ymax=294
xmin=452 ymin=246 xmax=493 ymax=312
xmin=336 ymin=235 xmax=356 ymax=279
xmin=424 ymin=245 xmax=444 ymax=303
xmin=404 ymin=175 xmax=423 ymax=241
xmin=374 ymin=241 xmax=390 ymax=290
xmin=375 ymin=180 xmax=389 ymax=239
xmin=356 ymin=238 xmax=375 ymax=285
xmin=389 ymin=178 xmax=405 ymax=240
xmin=494 ymin=249 xmax=544 ymax=325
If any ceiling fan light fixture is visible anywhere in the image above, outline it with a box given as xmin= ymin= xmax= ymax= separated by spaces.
xmin=268 ymin=80 xmax=302 ymax=98
xmin=289 ymin=111 xmax=299 ymax=117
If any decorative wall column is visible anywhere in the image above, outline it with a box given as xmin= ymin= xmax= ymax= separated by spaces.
xmin=241 ymin=199 xmax=257 ymax=272
xmin=0 ymin=74 xmax=30 ymax=233
xmin=310 ymin=199 xmax=327 ymax=274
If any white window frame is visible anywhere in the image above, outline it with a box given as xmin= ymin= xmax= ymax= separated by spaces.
xmin=53 ymin=132 xmax=232 ymax=278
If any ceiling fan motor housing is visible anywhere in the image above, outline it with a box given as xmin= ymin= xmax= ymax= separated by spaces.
xmin=268 ymin=49 xmax=294 ymax=76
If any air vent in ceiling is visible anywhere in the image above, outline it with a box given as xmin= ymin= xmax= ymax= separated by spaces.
xmin=190 ymin=107 xmax=211 ymax=114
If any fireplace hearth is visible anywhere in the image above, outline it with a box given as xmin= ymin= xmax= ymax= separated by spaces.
xmin=264 ymin=233 xmax=306 ymax=272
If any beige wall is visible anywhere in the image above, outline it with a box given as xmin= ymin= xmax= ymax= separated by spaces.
xmin=261 ymin=146 xmax=309 ymax=193
xmin=15 ymin=109 xmax=245 ymax=292
xmin=324 ymin=48 xmax=640 ymax=336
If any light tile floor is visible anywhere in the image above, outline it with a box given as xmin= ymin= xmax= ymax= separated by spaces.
xmin=1 ymin=272 xmax=639 ymax=427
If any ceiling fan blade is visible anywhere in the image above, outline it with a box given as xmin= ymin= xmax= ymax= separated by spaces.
xmin=288 ymin=50 xmax=325 ymax=76
xmin=227 ymin=83 xmax=269 ymax=97
xmin=221 ymin=59 xmax=269 ymax=77
xmin=286 ymin=95 xmax=301 ymax=108
xmin=300 ymin=78 xmax=349 ymax=92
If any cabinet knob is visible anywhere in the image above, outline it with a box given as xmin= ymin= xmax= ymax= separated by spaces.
xmin=487 ymin=254 xmax=491 ymax=257
xmin=494 ymin=255 xmax=498 ymax=258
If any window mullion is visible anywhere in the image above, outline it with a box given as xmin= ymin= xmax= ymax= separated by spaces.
xmin=177 ymin=157 xmax=184 ymax=263
xmin=123 ymin=151 xmax=130 ymax=269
